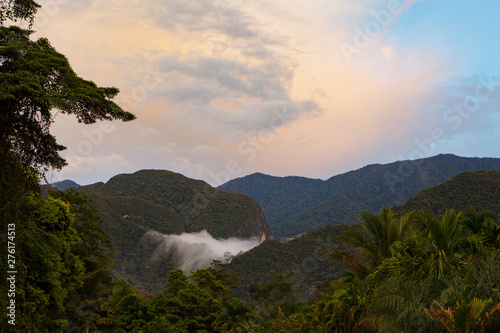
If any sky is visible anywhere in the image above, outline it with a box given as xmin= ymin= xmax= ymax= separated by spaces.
xmin=28 ymin=0 xmax=500 ymax=186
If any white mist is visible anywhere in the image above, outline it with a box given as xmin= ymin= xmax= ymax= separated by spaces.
xmin=144 ymin=230 xmax=260 ymax=272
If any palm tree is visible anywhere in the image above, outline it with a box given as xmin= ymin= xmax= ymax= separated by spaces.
xmin=416 ymin=209 xmax=463 ymax=253
xmin=320 ymin=272 xmax=373 ymax=333
xmin=97 ymin=279 xmax=143 ymax=329
xmin=463 ymin=209 xmax=500 ymax=247
xmin=367 ymin=210 xmax=499 ymax=332
xmin=462 ymin=210 xmax=497 ymax=234
xmin=213 ymin=298 xmax=254 ymax=332
xmin=330 ymin=207 xmax=414 ymax=278
xmin=461 ymin=249 xmax=500 ymax=306
xmin=367 ymin=274 xmax=438 ymax=333
xmin=401 ymin=209 xmax=482 ymax=280
xmin=425 ymin=298 xmax=500 ymax=333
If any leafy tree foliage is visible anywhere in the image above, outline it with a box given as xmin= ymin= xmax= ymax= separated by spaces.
xmin=399 ymin=171 xmax=500 ymax=216
xmin=1 ymin=194 xmax=84 ymax=332
xmin=329 ymin=207 xmax=414 ymax=278
xmin=49 ymin=189 xmax=116 ymax=333
xmin=0 ymin=0 xmax=40 ymax=26
xmin=312 ymin=272 xmax=373 ymax=333
xmin=307 ymin=208 xmax=500 ymax=333
xmin=426 ymin=298 xmax=500 ymax=333
xmin=0 ymin=26 xmax=134 ymax=172
xmin=99 ymin=266 xmax=238 ymax=332
xmin=213 ymin=298 xmax=254 ymax=332
xmin=0 ymin=2 xmax=134 ymax=331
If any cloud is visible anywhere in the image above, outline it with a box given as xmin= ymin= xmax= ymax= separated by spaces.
xmin=143 ymin=230 xmax=260 ymax=272
xmin=158 ymin=55 xmax=290 ymax=100
xmin=60 ymin=0 xmax=324 ymax=138
xmin=36 ymin=0 xmax=500 ymax=187
xmin=143 ymin=5 xmax=322 ymax=135
xmin=47 ymin=0 xmax=437 ymax=184
xmin=144 ymin=0 xmax=258 ymax=40
xmin=424 ymin=74 xmax=500 ymax=139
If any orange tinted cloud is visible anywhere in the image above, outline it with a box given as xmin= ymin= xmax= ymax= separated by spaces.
xmin=37 ymin=0 xmax=493 ymax=185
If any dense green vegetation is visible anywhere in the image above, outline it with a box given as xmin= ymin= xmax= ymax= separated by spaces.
xmin=73 ymin=170 xmax=272 ymax=293
xmin=220 ymin=173 xmax=326 ymax=229
xmin=2 ymin=1 xmax=500 ymax=331
xmin=79 ymin=170 xmax=272 ymax=241
xmin=55 ymin=206 xmax=498 ymax=333
xmin=398 ymin=170 xmax=500 ymax=215
xmin=97 ymin=170 xmax=497 ymax=332
xmin=221 ymin=155 xmax=500 ymax=238
xmin=228 ymin=224 xmax=350 ymax=303
xmin=1 ymin=2 xmax=132 ymax=330
xmin=310 ymin=207 xmax=500 ymax=333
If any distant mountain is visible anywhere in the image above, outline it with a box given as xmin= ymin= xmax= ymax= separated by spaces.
xmin=397 ymin=170 xmax=500 ymax=215
xmin=227 ymin=224 xmax=349 ymax=302
xmin=80 ymin=169 xmax=272 ymax=240
xmin=220 ymin=173 xmax=325 ymax=228
xmin=220 ymin=154 xmax=500 ymax=238
xmin=51 ymin=179 xmax=80 ymax=191
xmin=77 ymin=169 xmax=273 ymax=292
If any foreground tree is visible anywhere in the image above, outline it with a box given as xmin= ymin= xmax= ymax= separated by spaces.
xmin=0 ymin=26 xmax=135 ymax=172
xmin=11 ymin=195 xmax=84 ymax=332
xmin=213 ymin=298 xmax=254 ymax=332
xmin=310 ymin=208 xmax=500 ymax=333
xmin=426 ymin=299 xmax=500 ymax=333
xmin=462 ymin=209 xmax=500 ymax=248
xmin=394 ymin=209 xmax=478 ymax=280
xmin=329 ymin=207 xmax=414 ymax=278
xmin=1 ymin=2 xmax=135 ymax=331
xmin=314 ymin=272 xmax=373 ymax=333
xmin=0 ymin=2 xmax=134 ymax=214
xmin=50 ymin=189 xmax=115 ymax=333
xmin=0 ymin=0 xmax=40 ymax=26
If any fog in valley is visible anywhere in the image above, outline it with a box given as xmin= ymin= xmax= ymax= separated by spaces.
xmin=143 ymin=230 xmax=260 ymax=272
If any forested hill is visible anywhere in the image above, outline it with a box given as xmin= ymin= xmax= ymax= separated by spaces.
xmin=227 ymin=224 xmax=350 ymax=303
xmin=52 ymin=179 xmax=81 ymax=191
xmin=76 ymin=169 xmax=273 ymax=292
xmin=220 ymin=154 xmax=500 ymax=238
xmin=219 ymin=173 xmax=325 ymax=229
xmin=79 ymin=169 xmax=272 ymax=240
xmin=398 ymin=170 xmax=500 ymax=215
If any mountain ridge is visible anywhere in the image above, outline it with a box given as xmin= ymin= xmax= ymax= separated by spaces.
xmin=79 ymin=169 xmax=273 ymax=240
xmin=51 ymin=179 xmax=81 ymax=191
xmin=75 ymin=169 xmax=272 ymax=292
xmin=220 ymin=154 xmax=500 ymax=237
xmin=397 ymin=170 xmax=500 ymax=215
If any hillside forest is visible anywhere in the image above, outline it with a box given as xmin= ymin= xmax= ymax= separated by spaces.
xmin=2 ymin=1 xmax=500 ymax=332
